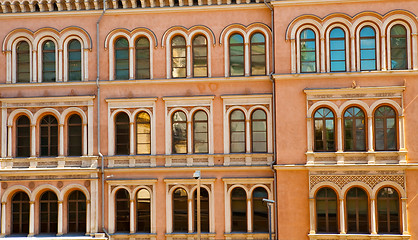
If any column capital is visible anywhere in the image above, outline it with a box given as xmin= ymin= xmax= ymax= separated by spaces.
xmin=1 ymin=202 xmax=5 ymax=205
xmin=58 ymin=201 xmax=63 ymax=204
xmin=29 ymin=201 xmax=35 ymax=204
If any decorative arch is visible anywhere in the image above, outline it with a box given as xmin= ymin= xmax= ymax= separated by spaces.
xmin=339 ymin=100 xmax=371 ymax=116
xmin=60 ymin=184 xmax=90 ymax=201
xmin=8 ymin=109 xmax=35 ymax=126
xmin=372 ymin=181 xmax=405 ymax=199
xmin=308 ymin=101 xmax=340 ymax=118
xmin=1 ymin=185 xmax=31 ymax=202
xmin=60 ymin=107 xmax=87 ymax=124
xmin=369 ymin=99 xmax=402 ymax=116
xmin=309 ymin=182 xmax=341 ymax=199
xmin=31 ymin=184 xmax=61 ymax=201
xmin=33 ymin=108 xmax=61 ymax=124
xmin=341 ymin=181 xmax=373 ymax=198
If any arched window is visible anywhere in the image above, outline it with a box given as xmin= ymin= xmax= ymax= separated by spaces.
xmin=250 ymin=33 xmax=266 ymax=75
xmin=390 ymin=25 xmax=407 ymax=70
xmin=136 ymin=189 xmax=151 ymax=233
xmin=193 ymin=110 xmax=208 ymax=153
xmin=40 ymin=115 xmax=58 ymax=157
xmin=171 ymin=36 xmax=187 ymax=78
xmin=173 ymin=188 xmax=188 ymax=232
xmin=172 ymin=111 xmax=187 ymax=154
xmin=115 ymin=38 xmax=129 ymax=80
xmin=40 ymin=191 xmax=58 ymax=233
xmin=193 ymin=188 xmax=209 ymax=232
xmin=16 ymin=41 xmax=30 ymax=83
xmin=316 ymin=187 xmax=338 ymax=233
xmin=300 ymin=29 xmax=316 ymax=73
xmin=135 ymin=37 xmax=150 ymax=79
xmin=192 ymin=35 xmax=208 ymax=77
xmin=136 ymin=112 xmax=151 ymax=155
xmin=230 ymin=109 xmax=245 ymax=153
xmin=68 ymin=114 xmax=82 ymax=156
xmin=344 ymin=107 xmax=366 ymax=151
xmin=252 ymin=187 xmax=268 ymax=232
xmin=374 ymin=106 xmax=397 ymax=151
xmin=251 ymin=109 xmax=267 ymax=153
xmin=231 ymin=187 xmax=247 ymax=232
xmin=346 ymin=187 xmax=369 ymax=233
xmin=12 ymin=191 xmax=29 ymax=234
xmin=16 ymin=115 xmax=30 ymax=157
xmin=329 ymin=28 xmax=346 ymax=72
xmin=360 ymin=26 xmax=376 ymax=71
xmin=115 ymin=189 xmax=130 ymax=232
xmin=68 ymin=39 xmax=82 ymax=81
xmin=68 ymin=190 xmax=86 ymax=233
xmin=314 ymin=107 xmax=335 ymax=152
xmin=377 ymin=187 xmax=400 ymax=233
xmin=229 ymin=33 xmax=245 ymax=76
xmin=42 ymin=40 xmax=56 ymax=82
xmin=115 ymin=112 xmax=130 ymax=155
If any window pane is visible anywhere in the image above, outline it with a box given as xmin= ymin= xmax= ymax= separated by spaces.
xmin=173 ymin=188 xmax=188 ymax=232
xmin=115 ymin=113 xmax=130 ymax=155
xmin=231 ymin=187 xmax=247 ymax=232
xmin=193 ymin=35 xmax=208 ymax=77
xmin=68 ymin=114 xmax=82 ymax=156
xmin=42 ymin=41 xmax=56 ymax=82
xmin=390 ymin=25 xmax=407 ymax=70
xmin=68 ymin=40 xmax=82 ymax=81
xmin=17 ymin=41 xmax=30 ymax=83
xmin=172 ymin=111 xmax=187 ymax=154
xmin=230 ymin=34 xmax=245 ymax=76
xmin=115 ymin=38 xmax=129 ymax=80
xmin=360 ymin=27 xmax=376 ymax=71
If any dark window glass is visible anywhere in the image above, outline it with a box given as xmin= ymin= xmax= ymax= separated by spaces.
xmin=40 ymin=191 xmax=58 ymax=233
xmin=252 ymin=187 xmax=268 ymax=232
xmin=377 ymin=187 xmax=400 ymax=234
xmin=68 ymin=190 xmax=86 ymax=233
xmin=173 ymin=188 xmax=188 ymax=232
xmin=42 ymin=41 xmax=56 ymax=82
xmin=172 ymin=111 xmax=187 ymax=154
xmin=193 ymin=110 xmax=208 ymax=153
xmin=16 ymin=115 xmax=30 ymax=157
xmin=314 ymin=108 xmax=335 ymax=152
xmin=374 ymin=106 xmax=397 ymax=151
xmin=346 ymin=187 xmax=369 ymax=233
xmin=68 ymin=39 xmax=82 ymax=81
xmin=136 ymin=112 xmax=151 ymax=155
xmin=68 ymin=114 xmax=82 ymax=156
xmin=250 ymin=33 xmax=266 ymax=75
xmin=116 ymin=189 xmax=130 ymax=232
xmin=344 ymin=107 xmax=366 ymax=151
xmin=390 ymin=25 xmax=407 ymax=70
xmin=135 ymin=37 xmax=150 ymax=79
xmin=40 ymin=115 xmax=58 ymax=157
xmin=115 ymin=112 xmax=130 ymax=155
xmin=300 ymin=29 xmax=316 ymax=73
xmin=172 ymin=36 xmax=187 ymax=78
xmin=16 ymin=41 xmax=30 ymax=83
xmin=229 ymin=34 xmax=245 ymax=76
xmin=230 ymin=110 xmax=245 ymax=153
xmin=316 ymin=187 xmax=338 ymax=233
xmin=193 ymin=188 xmax=209 ymax=232
xmin=251 ymin=109 xmax=267 ymax=153
xmin=137 ymin=189 xmax=151 ymax=233
xmin=330 ymin=28 xmax=346 ymax=72
xmin=192 ymin=35 xmax=208 ymax=77
xmin=360 ymin=26 xmax=376 ymax=71
xmin=12 ymin=192 xmax=29 ymax=234
xmin=231 ymin=187 xmax=247 ymax=232
xmin=115 ymin=38 xmax=129 ymax=80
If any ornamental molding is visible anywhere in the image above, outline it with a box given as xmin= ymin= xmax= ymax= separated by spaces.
xmin=304 ymin=86 xmax=404 ymax=101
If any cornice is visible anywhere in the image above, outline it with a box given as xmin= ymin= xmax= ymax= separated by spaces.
xmin=0 ymin=95 xmax=96 ymax=103
xmin=273 ymin=163 xmax=418 ymax=171
xmin=304 ymin=85 xmax=405 ymax=96
xmin=272 ymin=70 xmax=418 ymax=80
xmin=271 ymin=0 xmax=388 ymax=6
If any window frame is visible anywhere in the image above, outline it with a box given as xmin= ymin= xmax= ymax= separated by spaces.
xmin=171 ymin=35 xmax=187 ymax=79
xmin=343 ymin=106 xmax=367 ymax=152
xmin=230 ymin=186 xmax=247 ymax=232
xmin=376 ymin=186 xmax=401 ymax=234
xmin=40 ymin=39 xmax=57 ymax=83
xmin=229 ymin=33 xmax=245 ymax=77
xmin=114 ymin=112 xmax=130 ymax=155
xmin=135 ymin=111 xmax=151 ymax=155
xmin=315 ymin=187 xmax=339 ymax=233
xmin=192 ymin=110 xmax=209 ymax=154
xmin=373 ymin=105 xmax=398 ymax=151
xmin=192 ymin=34 xmax=208 ymax=78
xmin=16 ymin=40 xmax=31 ymax=83
xmin=389 ymin=24 xmax=408 ymax=70
xmin=172 ymin=187 xmax=189 ymax=232
xmin=229 ymin=109 xmax=246 ymax=153
xmin=313 ymin=107 xmax=336 ymax=152
xmin=16 ymin=115 xmax=31 ymax=158
xmin=136 ymin=188 xmax=151 ymax=233
xmin=345 ymin=187 xmax=370 ymax=234
xmin=359 ymin=25 xmax=378 ymax=71
xmin=39 ymin=191 xmax=58 ymax=234
xmin=250 ymin=109 xmax=267 ymax=153
xmin=299 ymin=28 xmax=317 ymax=73
xmin=114 ymin=37 xmax=130 ymax=80
xmin=171 ymin=110 xmax=188 ymax=154
xmin=67 ymin=114 xmax=83 ymax=156
xmin=67 ymin=190 xmax=87 ymax=234
xmin=11 ymin=191 xmax=30 ymax=234
xmin=135 ymin=36 xmax=151 ymax=79
xmin=115 ymin=188 xmax=130 ymax=232
xmin=39 ymin=115 xmax=59 ymax=157
xmin=329 ymin=27 xmax=347 ymax=72
xmin=249 ymin=32 xmax=266 ymax=76
xmin=67 ymin=39 xmax=82 ymax=82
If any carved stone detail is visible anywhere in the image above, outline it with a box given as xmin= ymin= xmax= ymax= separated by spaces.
xmin=1 ymin=182 xmax=7 ymax=189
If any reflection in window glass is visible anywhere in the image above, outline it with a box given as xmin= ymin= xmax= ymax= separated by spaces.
xmin=116 ymin=189 xmax=130 ymax=232
xmin=330 ymin=28 xmax=346 ymax=72
xmin=115 ymin=38 xmax=129 ymax=80
xmin=68 ymin=190 xmax=86 ymax=233
xmin=68 ymin=39 xmax=82 ymax=81
xmin=377 ymin=187 xmax=400 ymax=234
xmin=172 ymin=36 xmax=187 ymax=78
xmin=17 ymin=41 xmax=30 ymax=83
xmin=192 ymin=35 xmax=208 ymax=77
xmin=231 ymin=187 xmax=247 ymax=232
xmin=136 ymin=37 xmax=150 ymax=79
xmin=229 ymin=34 xmax=245 ymax=76
xmin=40 ymin=191 xmax=58 ymax=233
xmin=193 ymin=111 xmax=208 ymax=153
xmin=346 ymin=187 xmax=369 ymax=233
xmin=230 ymin=110 xmax=245 ymax=153
xmin=300 ymin=29 xmax=316 ymax=73
xmin=173 ymin=188 xmax=188 ymax=232
xmin=251 ymin=109 xmax=267 ymax=153
xmin=374 ymin=106 xmax=397 ymax=151
xmin=360 ymin=26 xmax=376 ymax=71
xmin=16 ymin=115 xmax=30 ymax=157
xmin=193 ymin=188 xmax=209 ymax=232
xmin=42 ymin=41 xmax=56 ymax=82
xmin=115 ymin=112 xmax=130 ymax=155
xmin=40 ymin=115 xmax=58 ymax=157
xmin=136 ymin=112 xmax=151 ymax=154
xmin=314 ymin=108 xmax=335 ymax=151
xmin=172 ymin=111 xmax=187 ymax=154
xmin=252 ymin=187 xmax=268 ymax=232
xmin=68 ymin=114 xmax=82 ymax=156
xmin=344 ymin=107 xmax=366 ymax=151
xmin=316 ymin=188 xmax=338 ymax=233
xmin=12 ymin=192 xmax=29 ymax=234
xmin=250 ymin=33 xmax=266 ymax=75
xmin=137 ymin=189 xmax=151 ymax=232
xmin=390 ymin=25 xmax=407 ymax=70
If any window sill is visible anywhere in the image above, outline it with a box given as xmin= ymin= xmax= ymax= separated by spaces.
xmin=165 ymin=233 xmax=216 ymax=240
xmin=0 ymin=155 xmax=98 ymax=169
xmin=224 ymin=232 xmax=273 ymax=240
xmin=308 ymin=233 xmax=410 ymax=240
xmin=306 ymin=150 xmax=407 ymax=165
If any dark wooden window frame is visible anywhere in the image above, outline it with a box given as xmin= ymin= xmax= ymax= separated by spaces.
xmin=192 ymin=110 xmax=208 ymax=154
xmin=377 ymin=187 xmax=401 ymax=234
xmin=374 ymin=105 xmax=398 ymax=151
xmin=67 ymin=39 xmax=82 ymax=81
xmin=343 ymin=106 xmax=367 ymax=151
xmin=12 ymin=191 xmax=30 ymax=234
xmin=114 ymin=37 xmax=130 ymax=80
xmin=230 ymin=109 xmax=246 ymax=153
xmin=192 ymin=34 xmax=208 ymax=77
xmin=329 ymin=27 xmax=346 ymax=72
xmin=250 ymin=109 xmax=267 ymax=153
xmin=16 ymin=41 xmax=30 ymax=83
xmin=315 ymin=187 xmax=339 ymax=233
xmin=249 ymin=32 xmax=266 ymax=76
xmin=390 ymin=24 xmax=408 ymax=70
xmin=313 ymin=107 xmax=336 ymax=152
xmin=115 ymin=189 xmax=130 ymax=232
xmin=67 ymin=114 xmax=83 ymax=156
xmin=115 ymin=112 xmax=130 ymax=155
xmin=135 ymin=37 xmax=150 ymax=79
xmin=172 ymin=111 xmax=188 ymax=154
xmin=136 ymin=188 xmax=151 ymax=233
xmin=39 ymin=191 xmax=58 ymax=234
xmin=300 ymin=28 xmax=316 ymax=73
xmin=67 ymin=190 xmax=87 ymax=233
xmin=172 ymin=187 xmax=188 ymax=232
xmin=345 ymin=187 xmax=370 ymax=234
xmin=229 ymin=33 xmax=245 ymax=77
xmin=359 ymin=26 xmax=377 ymax=71
xmin=16 ymin=115 xmax=31 ymax=157
xmin=171 ymin=35 xmax=187 ymax=78
xmin=40 ymin=115 xmax=58 ymax=157
xmin=135 ymin=111 xmax=151 ymax=155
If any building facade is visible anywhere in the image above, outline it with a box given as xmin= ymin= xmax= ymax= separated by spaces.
xmin=0 ymin=0 xmax=417 ymax=239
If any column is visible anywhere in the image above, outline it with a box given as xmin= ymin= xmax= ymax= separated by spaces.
xmin=6 ymin=51 xmax=11 ymax=83
xmin=32 ymin=50 xmax=37 ymax=82
xmin=1 ymin=202 xmax=6 ymax=235
xmin=7 ymin=125 xmax=12 ymax=157
xmin=290 ymin=39 xmax=296 ymax=73
xmin=381 ymin=35 xmax=387 ymax=71
xmin=59 ymin=124 xmax=64 ymax=156
xmin=87 ymin=105 xmax=93 ymax=156
xmin=82 ymin=123 xmax=87 ymax=156
xmin=58 ymin=49 xmax=63 ymax=81
xmin=86 ymin=200 xmax=91 ymax=234
xmin=350 ymin=36 xmax=356 ymax=71
xmin=187 ymin=121 xmax=192 ymax=153
xmin=320 ymin=37 xmax=325 ymax=72
xmin=29 ymin=201 xmax=35 ymax=236
xmin=368 ymin=116 xmax=373 ymax=152
xmin=399 ymin=115 xmax=406 ymax=151
xmin=337 ymin=117 xmax=343 ymax=152
xmin=412 ymin=33 xmax=418 ymax=70
xmin=130 ymin=122 xmax=135 ymax=155
xmin=188 ymin=198 xmax=193 ymax=233
xmin=187 ymin=45 xmax=191 ymax=78
xmin=245 ymin=119 xmax=250 ymax=153
xmin=307 ymin=117 xmax=313 ymax=152
xmin=370 ymin=198 xmax=377 ymax=234
xmin=57 ymin=201 xmax=63 ymax=235
xmin=1 ymin=108 xmax=7 ymax=158
xmin=31 ymin=124 xmax=36 ymax=157
xmin=247 ymin=198 xmax=252 ymax=232
xmin=130 ymin=199 xmax=135 ymax=233
xmin=129 ymin=47 xmax=134 ymax=80
xmin=402 ymin=197 xmax=408 ymax=234
xmin=245 ymin=42 xmax=250 ymax=76
xmin=339 ymin=198 xmax=345 ymax=234
xmin=309 ymin=198 xmax=315 ymax=234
